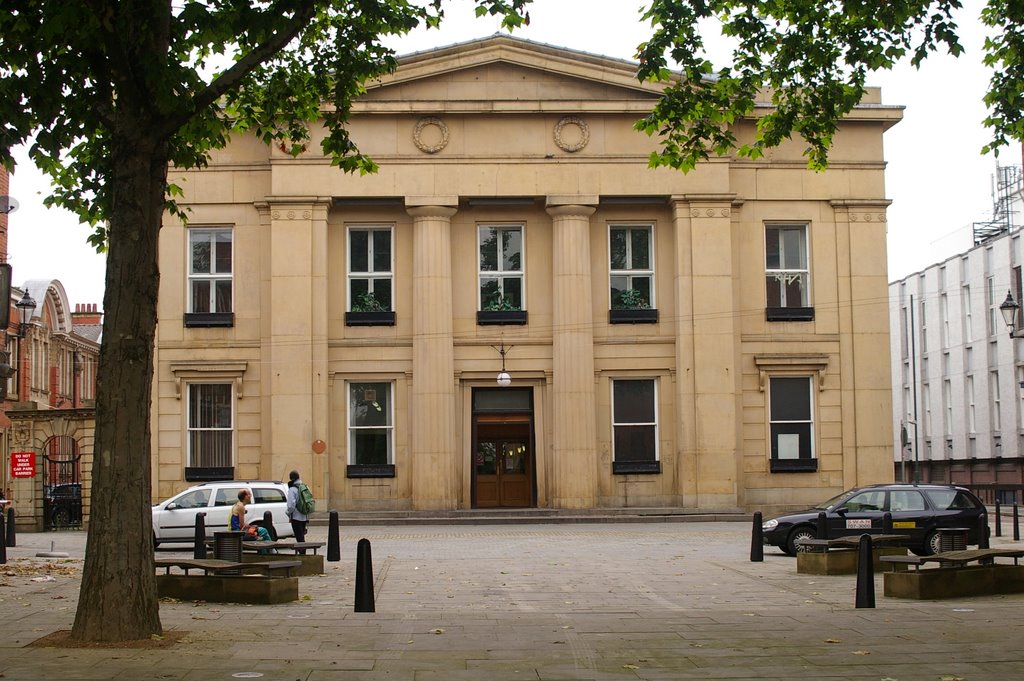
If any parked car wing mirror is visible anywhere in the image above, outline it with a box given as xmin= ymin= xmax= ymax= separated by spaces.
xmin=166 ymin=502 xmax=179 ymax=510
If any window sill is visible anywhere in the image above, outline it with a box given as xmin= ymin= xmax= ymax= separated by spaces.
xmin=346 ymin=311 xmax=396 ymax=326
xmin=612 ymin=461 xmax=661 ymax=475
xmin=185 ymin=466 xmax=235 ymax=482
xmin=477 ymin=310 xmax=528 ymax=325
xmin=766 ymin=307 xmax=814 ymax=322
xmin=609 ymin=308 xmax=659 ymax=324
xmin=347 ymin=464 xmax=396 ymax=478
xmin=184 ymin=312 xmax=235 ymax=328
xmin=770 ymin=459 xmax=818 ymax=473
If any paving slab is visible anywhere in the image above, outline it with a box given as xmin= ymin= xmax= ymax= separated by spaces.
xmin=2 ymin=523 xmax=1024 ymax=679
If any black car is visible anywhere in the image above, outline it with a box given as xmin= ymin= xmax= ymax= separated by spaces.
xmin=43 ymin=482 xmax=83 ymax=528
xmin=762 ymin=483 xmax=987 ymax=556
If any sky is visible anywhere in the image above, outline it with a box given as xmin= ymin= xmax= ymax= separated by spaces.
xmin=5 ymin=0 xmax=1006 ymax=310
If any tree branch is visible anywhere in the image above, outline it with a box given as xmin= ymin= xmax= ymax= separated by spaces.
xmin=160 ymin=0 xmax=320 ymax=136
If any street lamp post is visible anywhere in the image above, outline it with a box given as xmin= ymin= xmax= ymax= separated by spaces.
xmin=13 ymin=290 xmax=36 ymax=402
xmin=1000 ymin=290 xmax=1020 ymax=340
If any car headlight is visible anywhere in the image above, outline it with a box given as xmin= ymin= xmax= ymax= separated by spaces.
xmin=762 ymin=519 xmax=778 ymax=531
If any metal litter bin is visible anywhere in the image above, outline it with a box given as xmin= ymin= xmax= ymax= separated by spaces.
xmin=937 ymin=527 xmax=969 ymax=552
xmin=214 ymin=531 xmax=243 ymax=573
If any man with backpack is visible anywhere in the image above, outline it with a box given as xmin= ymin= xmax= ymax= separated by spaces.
xmin=287 ymin=470 xmax=314 ymax=554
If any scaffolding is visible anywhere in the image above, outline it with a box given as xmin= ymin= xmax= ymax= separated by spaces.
xmin=973 ymin=164 xmax=1023 ymax=245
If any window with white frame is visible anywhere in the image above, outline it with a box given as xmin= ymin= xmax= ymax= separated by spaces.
xmin=919 ymin=296 xmax=928 ymax=353
xmin=478 ymin=225 xmax=523 ymax=310
xmin=944 ymin=380 xmax=953 ymax=436
xmin=765 ymin=224 xmax=809 ymax=311
xmin=963 ymin=284 xmax=973 ymax=342
xmin=940 ymin=293 xmax=949 ymax=348
xmin=967 ymin=375 xmax=976 ymax=433
xmin=611 ymin=379 xmax=659 ymax=473
xmin=188 ymin=228 xmax=233 ymax=314
xmin=348 ymin=381 xmax=393 ymax=468
xmin=769 ymin=376 xmax=815 ymax=470
xmin=992 ymin=371 xmax=1001 ymax=432
xmin=987 ymin=276 xmax=997 ymax=337
xmin=347 ymin=225 xmax=393 ymax=312
xmin=922 ymin=384 xmax=932 ymax=436
xmin=187 ymin=383 xmax=233 ymax=469
xmin=609 ymin=224 xmax=654 ymax=309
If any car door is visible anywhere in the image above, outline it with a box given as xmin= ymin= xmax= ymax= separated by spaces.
xmin=828 ymin=489 xmax=887 ymax=538
xmin=887 ymin=489 xmax=929 ymax=545
xmin=154 ymin=488 xmax=211 ymax=540
xmin=211 ymin=485 xmax=247 ymax=533
xmin=250 ymin=485 xmax=290 ymax=538
xmin=924 ymin=488 xmax=984 ymax=534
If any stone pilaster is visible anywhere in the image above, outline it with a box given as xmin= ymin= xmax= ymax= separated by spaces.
xmin=408 ymin=202 xmax=458 ymax=510
xmin=547 ymin=199 xmax=598 ymax=509
xmin=672 ymin=196 xmax=741 ymax=509
xmin=831 ymin=200 xmax=894 ymax=486
xmin=262 ymin=198 xmax=331 ymax=490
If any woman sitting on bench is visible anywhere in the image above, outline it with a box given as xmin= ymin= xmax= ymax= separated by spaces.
xmin=230 ymin=490 xmax=273 ymax=550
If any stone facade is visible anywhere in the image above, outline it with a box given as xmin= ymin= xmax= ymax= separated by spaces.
xmin=154 ymin=36 xmax=898 ymax=515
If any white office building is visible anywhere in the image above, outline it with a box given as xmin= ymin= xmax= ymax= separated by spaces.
xmin=890 ymin=165 xmax=1024 ymax=502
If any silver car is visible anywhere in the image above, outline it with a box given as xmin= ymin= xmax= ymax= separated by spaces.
xmin=151 ymin=480 xmax=293 ymax=546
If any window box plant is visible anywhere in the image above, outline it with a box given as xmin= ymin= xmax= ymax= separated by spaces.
xmin=609 ymin=288 xmax=658 ymax=324
xmin=346 ymin=291 xmax=395 ymax=326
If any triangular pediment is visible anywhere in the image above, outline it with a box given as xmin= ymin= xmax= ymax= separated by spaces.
xmin=359 ymin=35 xmax=662 ymax=108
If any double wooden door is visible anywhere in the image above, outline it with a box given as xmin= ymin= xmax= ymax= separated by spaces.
xmin=473 ymin=419 xmax=533 ymax=508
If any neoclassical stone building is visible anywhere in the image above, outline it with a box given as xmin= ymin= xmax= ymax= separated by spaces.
xmin=154 ymin=36 xmax=898 ymax=514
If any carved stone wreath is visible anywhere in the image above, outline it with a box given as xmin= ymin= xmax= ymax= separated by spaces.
xmin=554 ymin=115 xmax=589 ymax=152
xmin=413 ymin=117 xmax=450 ymax=154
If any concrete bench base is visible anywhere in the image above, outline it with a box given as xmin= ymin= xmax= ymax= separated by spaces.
xmin=797 ymin=546 xmax=908 ymax=575
xmin=156 ymin=574 xmax=299 ymax=604
xmin=884 ymin=564 xmax=1024 ymax=599
xmin=241 ymin=552 xmax=324 ymax=576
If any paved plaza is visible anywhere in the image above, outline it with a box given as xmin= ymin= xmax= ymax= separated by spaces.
xmin=1 ymin=521 xmax=1023 ymax=680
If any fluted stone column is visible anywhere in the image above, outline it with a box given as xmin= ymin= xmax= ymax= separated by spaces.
xmin=672 ymin=196 xmax=741 ymax=509
xmin=408 ymin=203 xmax=458 ymax=510
xmin=547 ymin=200 xmax=598 ymax=509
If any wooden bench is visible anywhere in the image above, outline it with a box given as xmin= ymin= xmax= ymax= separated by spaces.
xmin=154 ymin=558 xmax=302 ymax=577
xmin=880 ymin=548 xmax=1024 ymax=599
xmin=795 ymin=534 xmax=910 ymax=575
xmin=154 ymin=558 xmax=302 ymax=604
xmin=240 ymin=540 xmax=326 ymax=555
xmin=880 ymin=548 xmax=1024 ymax=571
xmin=239 ymin=542 xmax=326 ymax=576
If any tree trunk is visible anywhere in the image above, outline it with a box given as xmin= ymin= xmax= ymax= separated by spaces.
xmin=71 ymin=131 xmax=167 ymax=641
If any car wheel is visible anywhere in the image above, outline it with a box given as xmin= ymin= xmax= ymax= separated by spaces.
xmin=924 ymin=529 xmax=942 ymax=556
xmin=50 ymin=508 xmax=70 ymax=527
xmin=153 ymin=533 xmax=160 ymax=549
xmin=785 ymin=526 xmax=816 ymax=556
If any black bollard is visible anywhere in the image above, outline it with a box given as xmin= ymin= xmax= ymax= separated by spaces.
xmin=0 ymin=510 xmax=6 ymax=563
xmin=327 ymin=510 xmax=341 ymax=562
xmin=750 ymin=512 xmax=764 ymax=562
xmin=354 ymin=538 xmax=375 ymax=613
xmin=1015 ymin=504 xmax=1021 ymax=542
xmin=193 ymin=512 xmax=207 ymax=559
xmin=979 ymin=512 xmax=990 ymax=549
xmin=816 ymin=511 xmax=828 ymax=540
xmin=5 ymin=506 xmax=14 ymax=548
xmin=883 ymin=512 xmax=892 ymax=535
xmin=854 ymin=534 xmax=875 ymax=609
xmin=262 ymin=510 xmax=278 ymax=540
xmin=996 ymin=500 xmax=1002 ymax=537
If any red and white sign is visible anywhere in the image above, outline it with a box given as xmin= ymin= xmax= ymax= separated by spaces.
xmin=10 ymin=451 xmax=36 ymax=478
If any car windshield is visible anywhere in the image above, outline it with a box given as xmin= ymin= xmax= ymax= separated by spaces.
xmin=814 ymin=489 xmax=859 ymax=511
